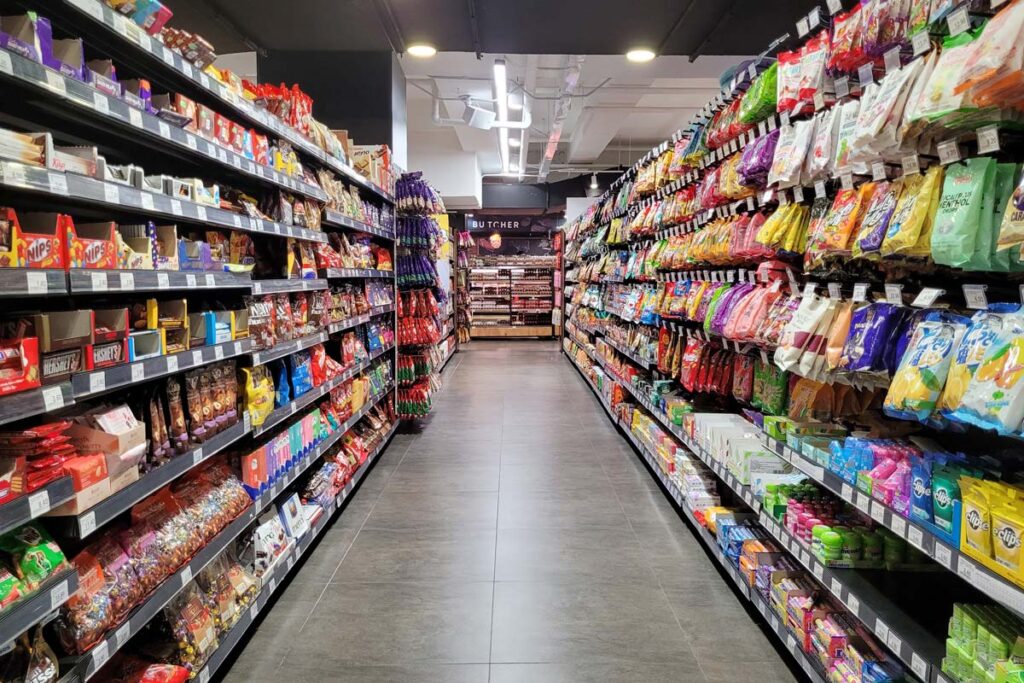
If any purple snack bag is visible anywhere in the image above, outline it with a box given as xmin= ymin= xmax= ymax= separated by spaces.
xmin=841 ymin=302 xmax=902 ymax=372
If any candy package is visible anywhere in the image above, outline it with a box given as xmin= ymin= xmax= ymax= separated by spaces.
xmin=0 ymin=524 xmax=67 ymax=590
xmin=952 ymin=310 xmax=1024 ymax=434
xmin=938 ymin=305 xmax=1020 ymax=418
xmin=884 ymin=312 xmax=968 ymax=422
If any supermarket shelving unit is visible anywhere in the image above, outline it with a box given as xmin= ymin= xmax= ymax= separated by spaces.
xmin=469 ymin=264 xmax=554 ymax=339
xmin=0 ymin=0 xmax=404 ymax=674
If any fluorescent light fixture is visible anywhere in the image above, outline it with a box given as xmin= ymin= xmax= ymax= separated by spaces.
xmin=509 ymin=162 xmax=518 ymax=172
xmin=407 ymin=43 xmax=437 ymax=58
xmin=626 ymin=48 xmax=656 ymax=62
xmin=590 ymin=173 xmax=599 ymax=189
xmin=494 ymin=58 xmax=509 ymax=173
xmin=509 ymin=137 xmax=520 ymax=148
xmin=508 ymin=94 xmax=523 ymax=111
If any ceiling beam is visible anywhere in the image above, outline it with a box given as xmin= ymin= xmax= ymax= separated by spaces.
xmin=466 ymin=0 xmax=483 ymax=59
xmin=658 ymin=0 xmax=698 ymax=55
xmin=687 ymin=0 xmax=740 ymax=62
xmin=370 ymin=0 xmax=407 ymax=54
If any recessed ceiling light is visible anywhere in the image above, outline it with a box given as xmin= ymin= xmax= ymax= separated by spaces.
xmin=509 ymin=137 xmax=521 ymax=148
xmin=407 ymin=43 xmax=437 ymax=58
xmin=626 ymin=48 xmax=656 ymax=63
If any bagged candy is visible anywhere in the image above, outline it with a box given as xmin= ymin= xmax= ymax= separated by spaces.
xmin=0 ymin=524 xmax=67 ymax=590
xmin=884 ymin=312 xmax=968 ymax=422
xmin=939 ymin=305 xmax=1021 ymax=418
xmin=952 ymin=310 xmax=1024 ymax=434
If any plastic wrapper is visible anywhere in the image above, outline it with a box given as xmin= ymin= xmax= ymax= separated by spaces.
xmin=884 ymin=313 xmax=968 ymax=422
xmin=0 ymin=524 xmax=66 ymax=591
xmin=853 ymin=180 xmax=902 ymax=258
xmin=767 ymin=119 xmax=814 ymax=188
xmin=162 ymin=585 xmax=219 ymax=675
xmin=932 ymin=157 xmax=995 ymax=269
xmin=776 ymin=50 xmax=802 ymax=113
xmin=880 ymin=165 xmax=943 ymax=258
xmin=952 ymin=310 xmax=1024 ymax=434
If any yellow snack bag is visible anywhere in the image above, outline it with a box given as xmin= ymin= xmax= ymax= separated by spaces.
xmin=992 ymin=499 xmax=1024 ymax=574
xmin=880 ymin=166 xmax=942 ymax=258
xmin=962 ymin=477 xmax=994 ymax=557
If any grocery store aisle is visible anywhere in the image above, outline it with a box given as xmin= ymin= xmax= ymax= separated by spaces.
xmin=223 ymin=341 xmax=798 ymax=683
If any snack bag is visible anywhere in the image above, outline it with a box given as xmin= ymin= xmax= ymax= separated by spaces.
xmin=881 ymin=165 xmax=943 ymax=258
xmin=952 ymin=310 xmax=1024 ymax=434
xmin=997 ymin=166 xmax=1024 ymax=255
xmin=939 ymin=305 xmax=1020 ymax=418
xmin=932 ymin=157 xmax=995 ymax=269
xmin=884 ymin=313 xmax=968 ymax=422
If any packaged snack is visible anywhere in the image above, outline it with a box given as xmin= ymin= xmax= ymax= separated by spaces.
xmin=880 ymin=166 xmax=943 ymax=258
xmin=853 ymin=180 xmax=902 ymax=258
xmin=163 ymin=584 xmax=219 ymax=674
xmin=932 ymin=157 xmax=995 ymax=269
xmin=0 ymin=524 xmax=66 ymax=590
xmin=940 ymin=305 xmax=1021 ymax=418
xmin=884 ymin=313 xmax=968 ymax=422
xmin=952 ymin=311 xmax=1024 ymax=434
xmin=242 ymin=366 xmax=274 ymax=426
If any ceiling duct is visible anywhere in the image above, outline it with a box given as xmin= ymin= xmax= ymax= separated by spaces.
xmin=537 ymin=56 xmax=584 ymax=181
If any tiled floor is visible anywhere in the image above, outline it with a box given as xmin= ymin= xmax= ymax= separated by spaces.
xmin=223 ymin=341 xmax=800 ymax=683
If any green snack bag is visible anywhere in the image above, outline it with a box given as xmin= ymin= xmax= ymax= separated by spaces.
xmin=932 ymin=157 xmax=995 ymax=268
xmin=965 ymin=159 xmax=999 ymax=271
xmin=0 ymin=524 xmax=67 ymax=590
xmin=931 ymin=466 xmax=961 ymax=534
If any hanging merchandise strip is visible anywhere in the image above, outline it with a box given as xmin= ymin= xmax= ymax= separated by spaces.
xmin=55 ymin=0 xmax=393 ymax=203
xmin=565 ymin=340 xmax=945 ymax=683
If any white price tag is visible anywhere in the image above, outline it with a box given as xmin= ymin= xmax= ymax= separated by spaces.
xmin=28 ymin=490 xmax=50 ymax=518
xmin=856 ymin=492 xmax=871 ymax=513
xmin=947 ymin=5 xmax=970 ymax=35
xmin=180 ymin=565 xmax=193 ymax=585
xmin=205 ymin=273 xmax=215 ymax=287
xmin=42 ymin=386 xmax=64 ymax=412
xmin=827 ymin=0 xmax=842 ymax=13
xmin=157 ymin=121 xmax=171 ymax=139
xmin=875 ymin=618 xmax=891 ymax=643
xmin=114 ymin=623 xmax=131 ymax=648
xmin=883 ymin=47 xmax=901 ymax=73
xmin=91 ymin=91 xmax=110 ymax=115
xmin=796 ymin=17 xmax=809 ymax=37
xmin=243 ymin=410 xmax=251 ymax=432
xmin=871 ymin=501 xmax=887 ymax=523
xmin=934 ymin=542 xmax=953 ymax=569
xmin=128 ymin=107 xmax=143 ymax=128
xmin=91 ymin=271 xmax=108 ymax=291
xmin=45 ymin=70 xmax=66 ymax=95
xmin=234 ymin=341 xmax=243 ymax=355
xmin=890 ymin=515 xmax=907 ymax=538
xmin=79 ymin=511 xmax=96 ymax=537
xmin=830 ymin=577 xmax=843 ymax=596
xmin=232 ymin=214 xmax=242 ymax=227
xmin=811 ymin=562 xmax=824 ymax=580
xmin=938 ymin=139 xmax=961 ymax=165
xmin=186 ymin=273 xmax=197 ymax=287
xmin=827 ymin=282 xmax=842 ymax=299
xmin=269 ymin=577 xmax=277 ymax=594
xmin=871 ymin=160 xmax=887 ymax=181
xmin=835 ymin=76 xmax=849 ymax=99
xmin=196 ymin=205 xmax=207 ymax=222
xmin=198 ymin=669 xmax=210 ymax=683
xmin=166 ymin=355 xmax=178 ymax=373
xmin=911 ymin=653 xmax=928 ymax=679
xmin=911 ymin=287 xmax=944 ymax=307
xmin=907 ymin=525 xmax=924 ymax=550
xmin=131 ymin=363 xmax=145 ymax=383
xmin=912 ymin=30 xmax=930 ymax=57
xmin=0 ymin=51 xmax=11 ymax=75
xmin=170 ymin=199 xmax=183 ymax=216
xmin=200 ymin=73 xmax=210 ymax=88
xmin=885 ymin=283 xmax=903 ymax=305
xmin=114 ymin=272 xmax=134 ymax=291
xmin=858 ymin=62 xmax=874 ymax=85
xmin=91 ymin=639 xmax=109 ymax=669
xmin=840 ymin=172 xmax=853 ymax=191
xmin=157 ymin=272 xmax=170 ymax=289
xmin=49 ymin=579 xmax=68 ymax=609
xmin=102 ymin=182 xmax=120 ymax=204
xmin=249 ymin=603 xmax=259 ymax=621
xmin=808 ymin=7 xmax=822 ymax=28
xmin=192 ymin=447 xmax=203 ymax=466
xmin=847 ymin=594 xmax=860 ymax=617
xmin=977 ymin=125 xmax=1000 ymax=155
xmin=814 ymin=180 xmax=826 ymax=199
xmin=901 ymin=153 xmax=920 ymax=177
xmin=214 ymin=346 xmax=224 ymax=360
xmin=26 ymin=271 xmax=47 ymax=294
xmin=138 ymin=194 xmax=154 ymax=212
xmin=887 ymin=632 xmax=903 ymax=655
xmin=89 ymin=372 xmax=106 ymax=393
xmin=852 ymin=283 xmax=869 ymax=302
xmin=792 ymin=185 xmax=804 ymax=203
xmin=802 ymin=282 xmax=816 ymax=298
xmin=191 ymin=350 xmax=202 ymax=366
xmin=963 ymin=284 xmax=988 ymax=309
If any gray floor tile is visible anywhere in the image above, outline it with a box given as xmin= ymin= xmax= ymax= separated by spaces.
xmin=490 ymin=661 xmax=708 ymax=683
xmin=497 ymin=489 xmax=632 ymax=531
xmin=277 ymin=663 xmax=490 ymax=683
xmin=364 ymin=489 xmax=499 ymax=531
xmin=296 ymin=581 xmax=494 ymax=665
xmin=334 ymin=527 xmax=496 ymax=583
xmin=495 ymin=526 xmax=657 ymax=584
xmin=490 ymin=581 xmax=698 ymax=664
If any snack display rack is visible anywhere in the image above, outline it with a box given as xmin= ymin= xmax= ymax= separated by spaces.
xmin=563 ymin=1 xmax=1024 ymax=682
xmin=0 ymin=0 xmax=405 ymax=675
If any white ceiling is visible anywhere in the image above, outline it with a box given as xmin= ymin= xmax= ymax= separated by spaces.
xmin=401 ymin=51 xmax=749 ymax=185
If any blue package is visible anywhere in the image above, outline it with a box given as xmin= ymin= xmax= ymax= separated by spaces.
xmin=909 ymin=454 xmax=933 ymax=524
xmin=273 ymin=360 xmax=290 ymax=408
xmin=289 ymin=349 xmax=313 ymax=397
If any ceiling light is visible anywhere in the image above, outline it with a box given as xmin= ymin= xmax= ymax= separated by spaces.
xmin=494 ymin=58 xmax=509 ymax=173
xmin=590 ymin=173 xmax=599 ymax=189
xmin=508 ymin=95 xmax=523 ymax=111
xmin=509 ymin=137 xmax=520 ymax=148
xmin=509 ymin=162 xmax=519 ymax=172
xmin=626 ymin=48 xmax=656 ymax=63
xmin=407 ymin=43 xmax=437 ymax=58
